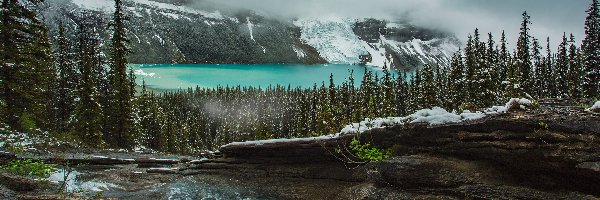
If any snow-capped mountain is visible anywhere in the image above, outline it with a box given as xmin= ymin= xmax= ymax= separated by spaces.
xmin=39 ymin=0 xmax=460 ymax=70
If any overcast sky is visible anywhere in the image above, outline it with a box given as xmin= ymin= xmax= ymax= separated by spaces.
xmin=195 ymin=0 xmax=589 ymax=49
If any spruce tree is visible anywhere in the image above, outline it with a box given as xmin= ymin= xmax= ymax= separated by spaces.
xmin=394 ymin=71 xmax=409 ymax=116
xmin=487 ymin=32 xmax=501 ymax=98
xmin=53 ymin=23 xmax=78 ymax=134
xmin=107 ymin=0 xmax=135 ymax=148
xmin=464 ymin=33 xmax=477 ymax=104
xmin=516 ymin=11 xmax=532 ymax=92
xmin=532 ymin=38 xmax=544 ymax=98
xmin=567 ymin=34 xmax=583 ymax=98
xmin=544 ymin=38 xmax=557 ymax=97
xmin=582 ymin=0 xmax=600 ymax=98
xmin=556 ymin=33 xmax=570 ymax=98
xmin=381 ymin=64 xmax=395 ymax=117
xmin=420 ymin=64 xmax=438 ymax=109
xmin=498 ymin=31 xmax=510 ymax=84
xmin=75 ymin=16 xmax=104 ymax=146
xmin=447 ymin=51 xmax=465 ymax=110
xmin=0 ymin=0 xmax=55 ymax=131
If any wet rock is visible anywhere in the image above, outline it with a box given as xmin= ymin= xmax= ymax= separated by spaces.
xmin=0 ymin=173 xmax=39 ymax=191
xmin=211 ymin=110 xmax=600 ymax=199
xmin=147 ymin=168 xmax=179 ymax=174
xmin=0 ymin=185 xmax=16 ymax=200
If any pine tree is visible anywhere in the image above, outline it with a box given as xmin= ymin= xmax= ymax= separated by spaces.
xmin=516 ymin=11 xmax=532 ymax=92
xmin=532 ymin=38 xmax=544 ymax=98
xmin=544 ymin=38 xmax=557 ymax=97
xmin=556 ymin=33 xmax=570 ymax=98
xmin=0 ymin=0 xmax=55 ymax=131
xmin=420 ymin=64 xmax=438 ymax=108
xmin=409 ymin=70 xmax=422 ymax=111
xmin=582 ymin=0 xmax=600 ymax=98
xmin=464 ymin=33 xmax=477 ymax=104
xmin=567 ymin=34 xmax=583 ymax=98
xmin=498 ymin=31 xmax=510 ymax=84
xmin=487 ymin=32 xmax=501 ymax=98
xmin=107 ymin=0 xmax=135 ymax=148
xmin=506 ymin=50 xmax=525 ymax=99
xmin=447 ymin=51 xmax=465 ymax=110
xmin=394 ymin=71 xmax=409 ymax=116
xmin=435 ymin=64 xmax=448 ymax=107
xmin=75 ymin=16 xmax=104 ymax=146
xmin=381 ymin=64 xmax=395 ymax=117
xmin=52 ymin=23 xmax=78 ymax=134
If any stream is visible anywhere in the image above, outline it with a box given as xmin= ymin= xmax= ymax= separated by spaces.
xmin=47 ymin=167 xmax=276 ymax=200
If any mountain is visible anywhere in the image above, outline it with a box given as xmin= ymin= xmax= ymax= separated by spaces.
xmin=38 ymin=0 xmax=460 ymax=70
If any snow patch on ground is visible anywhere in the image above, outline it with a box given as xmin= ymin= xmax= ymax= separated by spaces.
xmin=221 ymin=98 xmax=532 ymax=148
xmin=410 ymin=107 xmax=463 ymax=125
xmin=587 ymin=101 xmax=600 ymax=112
xmin=221 ymin=134 xmax=340 ymax=148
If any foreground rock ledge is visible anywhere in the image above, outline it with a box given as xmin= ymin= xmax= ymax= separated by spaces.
xmin=183 ymin=111 xmax=600 ymax=199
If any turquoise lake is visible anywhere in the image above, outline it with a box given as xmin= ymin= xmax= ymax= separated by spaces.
xmin=131 ymin=64 xmax=399 ymax=90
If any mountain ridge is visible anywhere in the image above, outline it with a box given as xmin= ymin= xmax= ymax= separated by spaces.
xmin=40 ymin=0 xmax=461 ymax=70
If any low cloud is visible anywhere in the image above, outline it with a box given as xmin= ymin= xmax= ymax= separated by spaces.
xmin=190 ymin=0 xmax=588 ymax=49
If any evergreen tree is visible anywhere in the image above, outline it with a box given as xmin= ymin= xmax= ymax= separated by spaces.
xmin=582 ymin=0 xmax=600 ymax=98
xmin=420 ymin=64 xmax=438 ymax=108
xmin=486 ymin=32 xmax=501 ymax=99
xmin=447 ymin=51 xmax=465 ymax=110
xmin=409 ymin=69 xmax=422 ymax=111
xmin=556 ymin=33 xmax=570 ymax=97
xmin=544 ymin=38 xmax=557 ymax=97
xmin=0 ymin=0 xmax=55 ymax=131
xmin=52 ymin=23 xmax=78 ymax=134
xmin=75 ymin=16 xmax=104 ymax=146
xmin=567 ymin=34 xmax=583 ymax=98
xmin=106 ymin=0 xmax=135 ymax=148
xmin=516 ymin=11 xmax=532 ymax=92
xmin=498 ymin=31 xmax=510 ymax=84
xmin=394 ymin=71 xmax=409 ymax=116
xmin=381 ymin=64 xmax=396 ymax=117
xmin=506 ymin=50 xmax=525 ymax=99
xmin=464 ymin=33 xmax=477 ymax=104
xmin=531 ymin=38 xmax=544 ymax=98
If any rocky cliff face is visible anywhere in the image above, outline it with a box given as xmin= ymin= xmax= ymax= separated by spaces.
xmin=38 ymin=0 xmax=459 ymax=70
xmin=191 ymin=100 xmax=600 ymax=199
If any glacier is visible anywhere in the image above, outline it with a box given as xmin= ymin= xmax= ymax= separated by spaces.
xmin=294 ymin=17 xmax=369 ymax=65
xmin=295 ymin=17 xmax=459 ymax=69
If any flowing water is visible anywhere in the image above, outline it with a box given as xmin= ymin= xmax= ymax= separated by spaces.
xmin=131 ymin=64 xmax=398 ymax=90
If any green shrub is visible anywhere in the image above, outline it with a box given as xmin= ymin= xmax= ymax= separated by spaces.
xmin=350 ymin=137 xmax=391 ymax=162
xmin=1 ymin=159 xmax=57 ymax=178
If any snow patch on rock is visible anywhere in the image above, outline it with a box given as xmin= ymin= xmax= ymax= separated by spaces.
xmin=221 ymin=98 xmax=532 ymax=148
xmin=293 ymin=46 xmax=306 ymax=59
xmin=247 ymin=17 xmax=255 ymax=42
xmin=587 ymin=101 xmax=600 ymax=112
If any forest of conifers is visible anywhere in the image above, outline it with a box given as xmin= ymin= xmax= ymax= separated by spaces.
xmin=1 ymin=0 xmax=599 ymax=154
